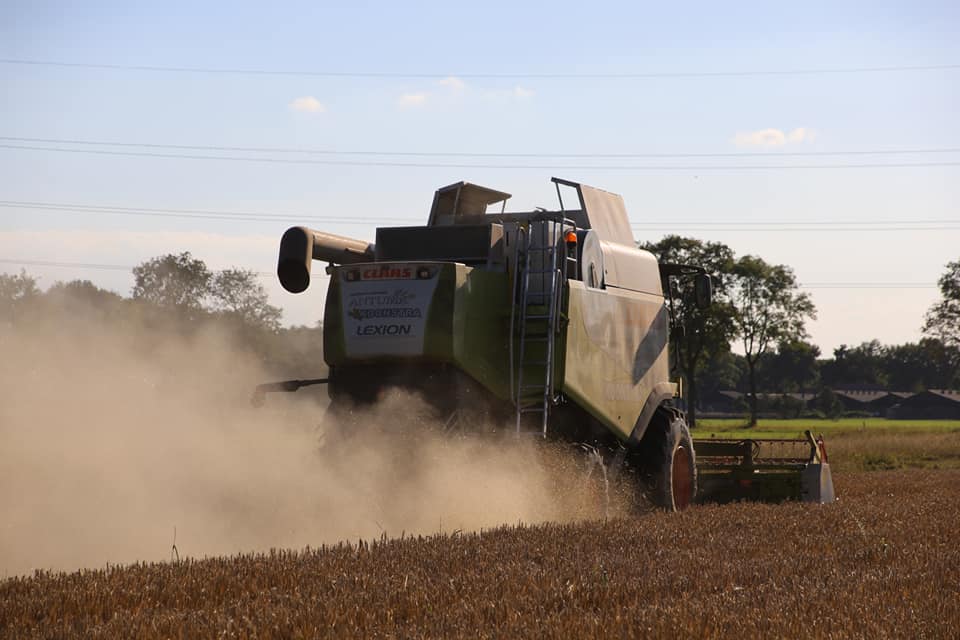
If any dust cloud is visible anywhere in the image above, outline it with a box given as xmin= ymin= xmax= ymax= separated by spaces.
xmin=0 ymin=310 xmax=610 ymax=577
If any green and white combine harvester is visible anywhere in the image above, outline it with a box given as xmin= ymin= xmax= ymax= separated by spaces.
xmin=258 ymin=178 xmax=834 ymax=510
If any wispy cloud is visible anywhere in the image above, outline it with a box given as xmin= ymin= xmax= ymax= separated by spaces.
xmin=734 ymin=127 xmax=816 ymax=147
xmin=288 ymin=96 xmax=326 ymax=113
xmin=398 ymin=93 xmax=427 ymax=108
xmin=438 ymin=76 xmax=466 ymax=92
xmin=513 ymin=86 xmax=535 ymax=99
xmin=397 ymin=80 xmax=532 ymax=109
xmin=479 ymin=86 xmax=537 ymax=103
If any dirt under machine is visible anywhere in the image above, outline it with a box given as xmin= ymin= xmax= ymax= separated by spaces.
xmin=261 ymin=178 xmax=834 ymax=510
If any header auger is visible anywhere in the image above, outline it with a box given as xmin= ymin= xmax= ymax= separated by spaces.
xmin=258 ymin=178 xmax=835 ymax=510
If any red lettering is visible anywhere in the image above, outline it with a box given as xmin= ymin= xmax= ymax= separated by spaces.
xmin=359 ymin=266 xmax=415 ymax=280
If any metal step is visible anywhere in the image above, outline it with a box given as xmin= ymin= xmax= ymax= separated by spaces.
xmin=511 ymin=216 xmax=579 ymax=437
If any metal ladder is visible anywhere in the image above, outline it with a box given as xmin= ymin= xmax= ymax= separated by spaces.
xmin=511 ymin=215 xmax=577 ymax=436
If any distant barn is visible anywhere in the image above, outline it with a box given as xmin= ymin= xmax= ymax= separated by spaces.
xmin=887 ymin=390 xmax=960 ymax=420
xmin=702 ymin=388 xmax=960 ymax=419
xmin=832 ymin=389 xmax=913 ymax=415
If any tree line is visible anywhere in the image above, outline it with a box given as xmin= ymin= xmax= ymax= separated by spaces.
xmin=641 ymin=237 xmax=959 ymax=426
xmin=2 ymin=246 xmax=957 ymax=425
xmin=0 ymin=252 xmax=322 ymax=379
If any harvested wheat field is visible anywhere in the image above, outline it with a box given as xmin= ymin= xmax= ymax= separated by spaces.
xmin=2 ymin=469 xmax=958 ymax=639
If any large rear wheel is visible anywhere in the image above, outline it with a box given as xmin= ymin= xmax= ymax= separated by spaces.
xmin=635 ymin=407 xmax=697 ymax=511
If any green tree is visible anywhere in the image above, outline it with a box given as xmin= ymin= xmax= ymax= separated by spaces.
xmin=923 ymin=259 xmax=960 ymax=351
xmin=761 ymin=339 xmax=821 ymax=394
xmin=882 ymin=338 xmax=960 ymax=391
xmin=43 ymin=280 xmax=125 ymax=323
xmin=132 ymin=252 xmax=212 ymax=310
xmin=730 ymin=255 xmax=815 ymax=426
xmin=0 ymin=269 xmax=40 ymax=324
xmin=699 ymin=349 xmax=746 ymax=396
xmin=211 ymin=268 xmax=282 ymax=331
xmin=814 ymin=388 xmax=843 ymax=420
xmin=47 ymin=279 xmax=124 ymax=306
xmin=640 ymin=236 xmax=737 ymax=427
xmin=820 ymin=340 xmax=887 ymax=388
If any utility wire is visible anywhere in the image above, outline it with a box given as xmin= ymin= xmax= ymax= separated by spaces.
xmin=3 ymin=201 xmax=959 ymax=231
xmin=0 ymin=258 xmax=330 ymax=280
xmin=3 ymin=143 xmax=959 ymax=170
xmin=0 ymin=258 xmax=132 ymax=272
xmin=0 ymin=258 xmax=934 ymax=289
xmin=634 ymin=227 xmax=960 ymax=232
xmin=0 ymin=201 xmax=412 ymax=225
xmin=799 ymin=283 xmax=936 ymax=289
xmin=2 ymin=58 xmax=958 ymax=79
xmin=2 ymin=136 xmax=958 ymax=159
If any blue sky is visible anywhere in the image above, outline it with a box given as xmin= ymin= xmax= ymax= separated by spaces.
xmin=1 ymin=1 xmax=958 ymax=354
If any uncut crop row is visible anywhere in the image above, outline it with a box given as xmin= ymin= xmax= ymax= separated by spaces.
xmin=3 ymin=470 xmax=958 ymax=639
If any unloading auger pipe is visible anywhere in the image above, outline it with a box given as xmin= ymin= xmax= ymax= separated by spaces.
xmin=278 ymin=226 xmax=375 ymax=293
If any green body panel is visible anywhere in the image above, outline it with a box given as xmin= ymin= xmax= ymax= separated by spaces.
xmin=561 ymin=282 xmax=673 ymax=441
xmin=422 ymin=264 xmax=456 ymax=359
xmin=451 ymin=265 xmax=515 ymax=399
xmin=324 ymin=262 xmax=516 ymax=400
xmin=324 ymin=261 xmax=674 ymax=442
xmin=322 ymin=275 xmax=344 ymax=362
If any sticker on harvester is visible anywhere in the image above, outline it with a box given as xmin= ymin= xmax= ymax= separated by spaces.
xmin=342 ymin=265 xmax=439 ymax=356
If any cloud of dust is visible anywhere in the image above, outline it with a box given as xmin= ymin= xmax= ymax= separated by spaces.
xmin=0 ymin=309 xmax=609 ymax=576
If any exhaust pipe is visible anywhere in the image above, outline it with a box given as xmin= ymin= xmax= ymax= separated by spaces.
xmin=278 ymin=226 xmax=375 ymax=293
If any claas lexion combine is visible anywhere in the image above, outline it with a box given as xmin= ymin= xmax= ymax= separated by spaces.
xmin=257 ymin=178 xmax=834 ymax=510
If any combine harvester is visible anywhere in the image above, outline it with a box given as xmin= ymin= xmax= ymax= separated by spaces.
xmin=259 ymin=178 xmax=834 ymax=510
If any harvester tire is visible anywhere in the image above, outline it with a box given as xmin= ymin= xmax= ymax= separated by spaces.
xmin=637 ymin=407 xmax=697 ymax=511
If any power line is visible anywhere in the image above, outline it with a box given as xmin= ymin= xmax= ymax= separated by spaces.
xmin=637 ymin=222 xmax=960 ymax=231
xmin=2 ymin=58 xmax=958 ymax=79
xmin=634 ymin=220 xmax=960 ymax=226
xmin=4 ymin=143 xmax=959 ymax=171
xmin=0 ymin=201 xmax=413 ymax=225
xmin=3 ymin=136 xmax=958 ymax=159
xmin=0 ymin=258 xmax=268 ymax=277
xmin=0 ymin=258 xmax=935 ymax=289
xmin=0 ymin=258 xmax=331 ymax=280
xmin=636 ymin=227 xmax=960 ymax=232
xmin=800 ymin=282 xmax=937 ymax=289
xmin=3 ymin=200 xmax=959 ymax=231
xmin=1 ymin=258 xmax=131 ymax=272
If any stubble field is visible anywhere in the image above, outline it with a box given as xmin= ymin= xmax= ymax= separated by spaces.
xmin=3 ymin=469 xmax=958 ymax=639
xmin=3 ymin=314 xmax=958 ymax=638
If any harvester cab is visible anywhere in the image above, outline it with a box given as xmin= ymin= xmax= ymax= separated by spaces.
xmin=259 ymin=177 xmax=835 ymax=510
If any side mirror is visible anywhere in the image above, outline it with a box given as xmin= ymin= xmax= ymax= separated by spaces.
xmin=694 ymin=273 xmax=712 ymax=309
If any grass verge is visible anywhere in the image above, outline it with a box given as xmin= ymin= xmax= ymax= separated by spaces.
xmin=692 ymin=418 xmax=960 ymax=472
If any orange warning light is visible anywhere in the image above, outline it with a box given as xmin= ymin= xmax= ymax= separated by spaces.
xmin=564 ymin=230 xmax=578 ymax=244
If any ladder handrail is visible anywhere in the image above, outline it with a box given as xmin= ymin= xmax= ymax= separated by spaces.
xmin=507 ymin=224 xmax=525 ymax=407
xmin=513 ymin=216 xmax=578 ymax=437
